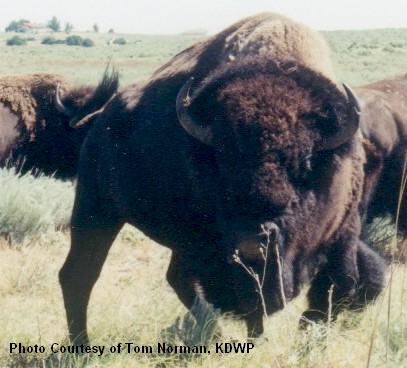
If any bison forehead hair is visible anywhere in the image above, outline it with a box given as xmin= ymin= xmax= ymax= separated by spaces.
xmin=182 ymin=57 xmax=359 ymax=213
xmin=190 ymin=57 xmax=350 ymax=164
xmin=219 ymin=72 xmax=318 ymax=157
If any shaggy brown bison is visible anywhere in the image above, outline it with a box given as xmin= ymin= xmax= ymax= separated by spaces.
xmin=60 ymin=13 xmax=385 ymax=344
xmin=356 ymin=75 xmax=407 ymax=233
xmin=0 ymin=69 xmax=118 ymax=178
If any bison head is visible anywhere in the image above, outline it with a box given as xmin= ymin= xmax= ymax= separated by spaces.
xmin=176 ymin=58 xmax=361 ymax=315
xmin=54 ymin=66 xmax=119 ymax=129
xmin=20 ymin=68 xmax=119 ymax=179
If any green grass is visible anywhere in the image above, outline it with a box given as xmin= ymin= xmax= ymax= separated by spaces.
xmin=1 ymin=29 xmax=407 ymax=87
xmin=325 ymin=28 xmax=407 ymax=86
xmin=0 ymin=32 xmax=202 ymax=86
xmin=0 ymin=230 xmax=406 ymax=368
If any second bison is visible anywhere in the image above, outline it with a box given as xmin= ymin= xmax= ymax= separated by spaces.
xmin=0 ymin=69 xmax=118 ymax=178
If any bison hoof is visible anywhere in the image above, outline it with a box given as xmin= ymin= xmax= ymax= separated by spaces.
xmin=247 ymin=335 xmax=269 ymax=346
xmin=299 ymin=310 xmax=327 ymax=329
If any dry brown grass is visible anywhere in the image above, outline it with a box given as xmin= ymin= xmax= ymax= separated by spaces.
xmin=0 ymin=225 xmax=406 ymax=368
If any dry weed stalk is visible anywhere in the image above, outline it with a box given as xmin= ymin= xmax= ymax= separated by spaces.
xmin=366 ymin=153 xmax=407 ymax=367
xmin=233 ymin=250 xmax=268 ymax=319
xmin=233 ymin=224 xmax=287 ymax=320
xmin=326 ymin=284 xmax=334 ymax=342
xmin=386 ymin=153 xmax=407 ymax=362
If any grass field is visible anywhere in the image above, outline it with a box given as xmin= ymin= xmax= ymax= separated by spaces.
xmin=1 ymin=27 xmax=407 ymax=367
xmin=0 ymin=32 xmax=203 ymax=86
xmin=1 ymin=28 xmax=407 ymax=86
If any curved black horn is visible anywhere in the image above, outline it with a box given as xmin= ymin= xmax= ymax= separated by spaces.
xmin=343 ymin=83 xmax=361 ymax=114
xmin=176 ymin=77 xmax=214 ymax=146
xmin=69 ymin=109 xmax=101 ymax=129
xmin=70 ymin=92 xmax=117 ymax=129
xmin=55 ymin=83 xmax=73 ymax=116
xmin=318 ymin=83 xmax=360 ymax=151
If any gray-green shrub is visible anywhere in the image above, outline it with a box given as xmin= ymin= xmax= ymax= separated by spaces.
xmin=41 ymin=36 xmax=65 ymax=45
xmin=82 ymin=38 xmax=95 ymax=47
xmin=113 ymin=37 xmax=126 ymax=45
xmin=0 ymin=167 xmax=74 ymax=242
xmin=6 ymin=36 xmax=27 ymax=46
xmin=65 ymin=35 xmax=95 ymax=47
xmin=65 ymin=35 xmax=83 ymax=46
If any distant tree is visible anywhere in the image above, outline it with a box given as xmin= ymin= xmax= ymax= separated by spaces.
xmin=5 ymin=19 xmax=30 ymax=33
xmin=108 ymin=28 xmax=115 ymax=34
xmin=47 ymin=16 xmax=61 ymax=32
xmin=93 ymin=23 xmax=99 ymax=33
xmin=64 ymin=22 xmax=73 ymax=34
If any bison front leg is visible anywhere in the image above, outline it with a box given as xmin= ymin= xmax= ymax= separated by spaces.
xmin=166 ymin=251 xmax=202 ymax=308
xmin=59 ymin=224 xmax=121 ymax=346
xmin=353 ymin=240 xmax=385 ymax=308
xmin=245 ymin=311 xmax=264 ymax=338
xmin=301 ymin=238 xmax=385 ymax=326
xmin=166 ymin=251 xmax=230 ymax=340
xmin=301 ymin=237 xmax=360 ymax=325
xmin=59 ymin=180 xmax=122 ymax=346
xmin=60 ymin=225 xmax=122 ymax=346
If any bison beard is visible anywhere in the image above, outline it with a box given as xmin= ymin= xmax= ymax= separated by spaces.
xmin=59 ymin=13 xmax=385 ymax=346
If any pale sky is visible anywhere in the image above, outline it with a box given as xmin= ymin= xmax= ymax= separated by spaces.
xmin=0 ymin=0 xmax=406 ymax=34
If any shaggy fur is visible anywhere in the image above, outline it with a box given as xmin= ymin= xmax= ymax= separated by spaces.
xmin=0 ymin=74 xmax=70 ymax=134
xmin=153 ymin=12 xmax=336 ymax=84
xmin=120 ymin=12 xmax=337 ymax=115
xmin=0 ymin=69 xmax=119 ymax=178
xmin=59 ymin=13 xmax=385 ymax=346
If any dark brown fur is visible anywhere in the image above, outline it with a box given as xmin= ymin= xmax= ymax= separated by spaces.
xmin=59 ymin=14 xmax=385 ymax=345
xmin=357 ymin=74 xmax=407 ymax=233
xmin=0 ymin=70 xmax=118 ymax=178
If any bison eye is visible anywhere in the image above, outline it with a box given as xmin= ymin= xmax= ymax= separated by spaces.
xmin=301 ymin=154 xmax=312 ymax=172
xmin=295 ymin=154 xmax=313 ymax=188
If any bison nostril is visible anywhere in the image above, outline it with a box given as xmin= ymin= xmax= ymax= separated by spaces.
xmin=235 ymin=242 xmax=265 ymax=263
xmin=227 ymin=222 xmax=282 ymax=264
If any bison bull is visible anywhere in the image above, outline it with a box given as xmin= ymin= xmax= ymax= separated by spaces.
xmin=60 ymin=13 xmax=385 ymax=344
xmin=0 ymin=68 xmax=118 ymax=178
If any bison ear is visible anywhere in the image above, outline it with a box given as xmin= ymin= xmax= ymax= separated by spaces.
xmin=176 ymin=77 xmax=215 ymax=146
xmin=316 ymin=84 xmax=360 ymax=151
